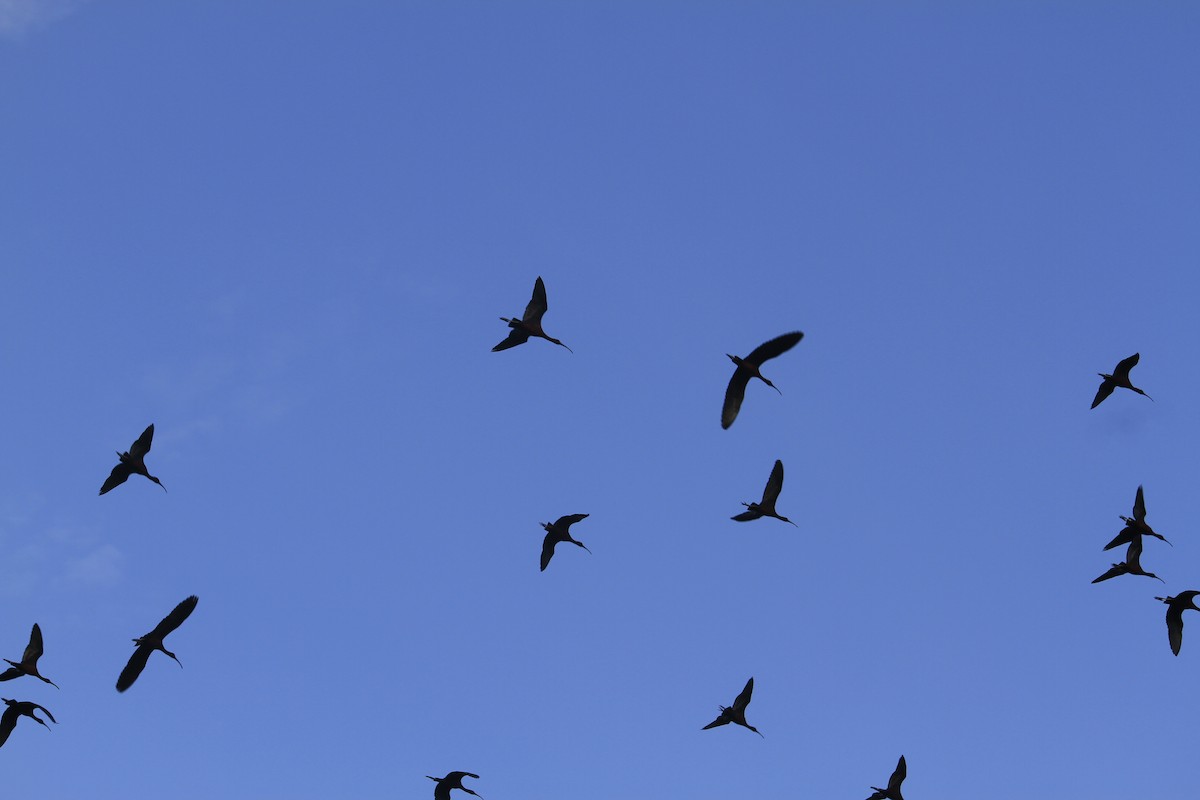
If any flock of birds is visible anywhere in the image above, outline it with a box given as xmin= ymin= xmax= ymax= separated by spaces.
xmin=2 ymin=277 xmax=1188 ymax=800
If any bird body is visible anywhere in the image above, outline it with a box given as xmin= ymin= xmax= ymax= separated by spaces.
xmin=540 ymin=513 xmax=591 ymax=571
xmin=722 ymin=332 xmax=802 ymax=428
xmin=1091 ymin=353 xmax=1152 ymax=408
xmin=117 ymin=595 xmax=198 ymax=692
xmin=0 ymin=698 xmax=56 ymax=748
xmin=702 ymin=676 xmax=762 ymax=737
xmin=493 ymin=276 xmax=572 ymax=352
xmin=427 ymin=771 xmax=483 ymax=800
xmin=731 ymin=459 xmax=796 ymax=525
xmin=1156 ymin=591 xmax=1200 ymax=656
xmin=100 ymin=424 xmax=166 ymax=494
xmin=866 ymin=755 xmax=907 ymax=800
xmin=0 ymin=623 xmax=58 ymax=688
xmin=1092 ymin=536 xmax=1163 ymax=584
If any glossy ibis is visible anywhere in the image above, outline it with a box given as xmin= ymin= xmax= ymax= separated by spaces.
xmin=100 ymin=424 xmax=166 ymax=495
xmin=0 ymin=624 xmax=58 ymax=688
xmin=702 ymin=676 xmax=762 ymax=737
xmin=116 ymin=595 xmax=198 ymax=692
xmin=1155 ymin=591 xmax=1200 ymax=656
xmin=1104 ymin=485 xmax=1171 ymax=550
xmin=1091 ymin=353 xmax=1152 ymax=408
xmin=540 ymin=513 xmax=591 ymax=571
xmin=0 ymin=698 xmax=55 ymax=749
xmin=1092 ymin=536 xmax=1163 ymax=584
xmin=731 ymin=459 xmax=796 ymax=526
xmin=427 ymin=771 xmax=483 ymax=800
xmin=493 ymin=276 xmax=572 ymax=353
xmin=866 ymin=755 xmax=907 ymax=800
xmin=722 ymin=331 xmax=803 ymax=428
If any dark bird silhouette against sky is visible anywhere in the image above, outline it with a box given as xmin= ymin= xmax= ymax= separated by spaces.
xmin=99 ymin=423 xmax=166 ymax=495
xmin=0 ymin=624 xmax=58 ymax=689
xmin=427 ymin=771 xmax=483 ymax=800
xmin=0 ymin=698 xmax=55 ymax=749
xmin=721 ymin=331 xmax=803 ymax=429
xmin=492 ymin=276 xmax=572 ymax=353
xmin=116 ymin=595 xmax=198 ymax=692
xmin=865 ymin=755 xmax=907 ymax=800
xmin=1104 ymin=485 xmax=1171 ymax=551
xmin=1092 ymin=536 xmax=1164 ymax=584
xmin=731 ymin=459 xmax=796 ymax=526
xmin=1091 ymin=353 xmax=1152 ymax=408
xmin=702 ymin=676 xmax=762 ymax=737
xmin=540 ymin=513 xmax=591 ymax=571
xmin=1156 ymin=591 xmax=1200 ymax=656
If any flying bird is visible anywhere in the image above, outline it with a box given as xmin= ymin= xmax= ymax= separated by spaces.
xmin=1091 ymin=353 xmax=1152 ymax=409
xmin=0 ymin=624 xmax=58 ymax=688
xmin=0 ymin=698 xmax=56 ymax=749
xmin=540 ymin=513 xmax=591 ymax=571
xmin=493 ymin=276 xmax=572 ymax=353
xmin=100 ymin=424 xmax=166 ymax=495
xmin=866 ymin=755 xmax=907 ymax=800
xmin=731 ymin=459 xmax=796 ymax=526
xmin=116 ymin=595 xmax=198 ymax=692
xmin=1155 ymin=591 xmax=1200 ymax=656
xmin=702 ymin=676 xmax=762 ymax=737
xmin=427 ymin=771 xmax=484 ymax=800
xmin=1092 ymin=536 xmax=1163 ymax=584
xmin=1103 ymin=485 xmax=1171 ymax=550
xmin=722 ymin=331 xmax=803 ymax=428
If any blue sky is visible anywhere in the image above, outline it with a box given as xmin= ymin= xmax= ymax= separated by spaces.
xmin=2 ymin=2 xmax=1199 ymax=797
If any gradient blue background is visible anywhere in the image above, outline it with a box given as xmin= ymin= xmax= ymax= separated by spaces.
xmin=2 ymin=3 xmax=1199 ymax=797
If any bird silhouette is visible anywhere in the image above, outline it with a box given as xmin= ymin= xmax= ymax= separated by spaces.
xmin=117 ymin=595 xmax=198 ymax=692
xmin=722 ymin=331 xmax=803 ymax=428
xmin=0 ymin=698 xmax=55 ymax=749
xmin=731 ymin=459 xmax=796 ymax=526
xmin=99 ymin=423 xmax=166 ymax=495
xmin=0 ymin=624 xmax=58 ymax=688
xmin=1092 ymin=536 xmax=1164 ymax=584
xmin=1155 ymin=591 xmax=1200 ymax=656
xmin=427 ymin=771 xmax=483 ymax=800
xmin=493 ymin=276 xmax=572 ymax=353
xmin=540 ymin=514 xmax=591 ymax=571
xmin=866 ymin=755 xmax=907 ymax=800
xmin=1091 ymin=353 xmax=1152 ymax=408
xmin=702 ymin=676 xmax=762 ymax=737
xmin=1103 ymin=485 xmax=1171 ymax=550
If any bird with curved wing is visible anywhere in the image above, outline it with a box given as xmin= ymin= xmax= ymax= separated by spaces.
xmin=493 ymin=277 xmax=572 ymax=352
xmin=0 ymin=698 xmax=55 ymax=749
xmin=539 ymin=513 xmax=591 ymax=571
xmin=100 ymin=423 xmax=166 ymax=495
xmin=702 ymin=676 xmax=762 ymax=737
xmin=1091 ymin=353 xmax=1152 ymax=409
xmin=117 ymin=595 xmax=198 ymax=692
xmin=731 ymin=459 xmax=796 ymax=526
xmin=722 ymin=332 xmax=803 ymax=428
xmin=0 ymin=623 xmax=58 ymax=688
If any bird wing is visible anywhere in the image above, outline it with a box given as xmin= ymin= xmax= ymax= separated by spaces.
xmin=446 ymin=772 xmax=480 ymax=783
xmin=744 ymin=331 xmax=803 ymax=366
xmin=116 ymin=643 xmax=154 ymax=692
xmin=1113 ymin=352 xmax=1140 ymax=381
xmin=0 ymin=667 xmax=23 ymax=681
xmin=761 ymin=460 xmax=785 ymax=506
xmin=864 ymin=792 xmax=887 ymax=800
xmin=23 ymin=623 xmax=44 ymax=664
xmin=1125 ymin=535 xmax=1145 ymax=568
xmin=147 ymin=595 xmax=199 ymax=639
xmin=540 ymin=533 xmax=557 ymax=571
xmin=702 ymin=715 xmax=730 ymax=730
xmin=732 ymin=676 xmax=754 ymax=711
xmin=722 ymin=369 xmax=751 ymax=429
xmin=1102 ymin=527 xmax=1137 ymax=552
xmin=553 ymin=513 xmax=588 ymax=529
xmin=522 ymin=277 xmax=549 ymax=324
xmin=30 ymin=703 xmax=54 ymax=724
xmin=1133 ymin=485 xmax=1147 ymax=524
xmin=889 ymin=755 xmax=906 ymax=790
xmin=99 ymin=462 xmax=133 ymax=495
xmin=1092 ymin=564 xmax=1126 ymax=583
xmin=731 ymin=509 xmax=763 ymax=522
xmin=492 ymin=327 xmax=532 ymax=352
xmin=1091 ymin=378 xmax=1116 ymax=409
xmin=130 ymin=424 xmax=155 ymax=458
xmin=0 ymin=705 xmax=18 ymax=747
xmin=1166 ymin=604 xmax=1185 ymax=656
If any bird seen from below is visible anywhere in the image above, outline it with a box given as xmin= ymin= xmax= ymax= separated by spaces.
xmin=1091 ymin=352 xmax=1152 ymax=408
xmin=0 ymin=624 xmax=58 ymax=688
xmin=865 ymin=755 xmax=907 ymax=800
xmin=702 ymin=676 xmax=763 ymax=737
xmin=99 ymin=423 xmax=166 ymax=495
xmin=1104 ymin=484 xmax=1171 ymax=550
xmin=427 ymin=771 xmax=483 ymax=800
xmin=1092 ymin=536 xmax=1164 ymax=584
xmin=539 ymin=513 xmax=591 ymax=571
xmin=493 ymin=276 xmax=572 ymax=353
xmin=116 ymin=595 xmax=199 ymax=692
xmin=0 ymin=698 xmax=56 ymax=749
xmin=731 ymin=459 xmax=796 ymax=526
xmin=1156 ymin=591 xmax=1200 ymax=656
xmin=722 ymin=331 xmax=803 ymax=428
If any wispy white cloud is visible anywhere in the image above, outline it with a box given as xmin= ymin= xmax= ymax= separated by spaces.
xmin=0 ymin=0 xmax=86 ymax=38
